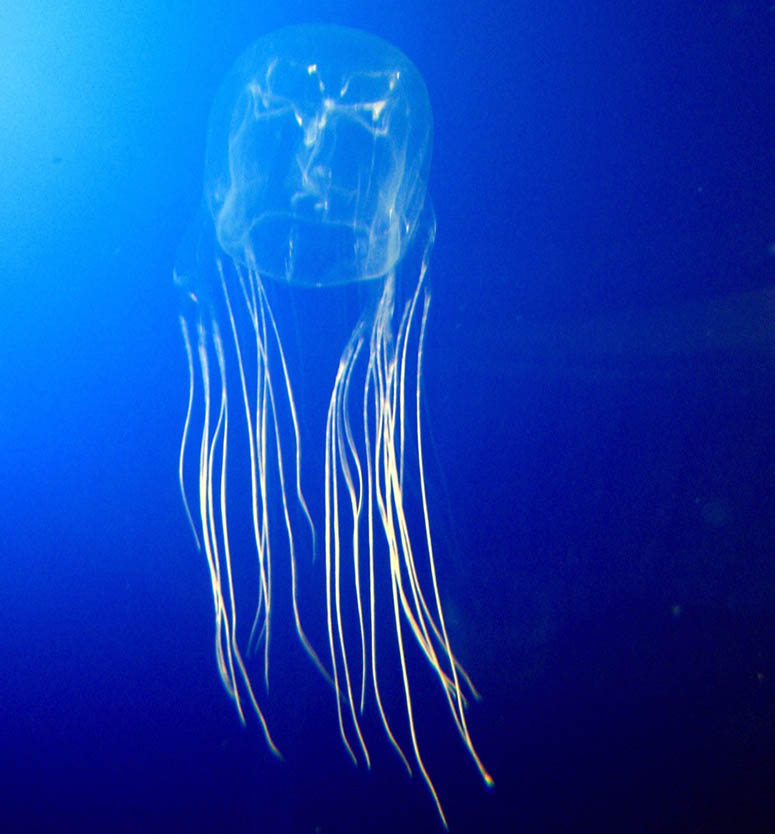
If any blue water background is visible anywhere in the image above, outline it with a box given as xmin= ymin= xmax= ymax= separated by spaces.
xmin=2 ymin=1 xmax=775 ymax=831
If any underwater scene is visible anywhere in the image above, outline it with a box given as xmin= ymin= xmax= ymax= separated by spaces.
xmin=1 ymin=1 xmax=774 ymax=832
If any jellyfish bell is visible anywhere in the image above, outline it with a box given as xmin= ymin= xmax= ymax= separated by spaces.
xmin=204 ymin=24 xmax=432 ymax=287
xmin=175 ymin=24 xmax=490 ymax=825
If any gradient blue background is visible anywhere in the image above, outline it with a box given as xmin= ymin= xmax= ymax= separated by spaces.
xmin=2 ymin=1 xmax=775 ymax=831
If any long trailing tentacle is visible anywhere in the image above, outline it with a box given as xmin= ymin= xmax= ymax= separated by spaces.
xmin=324 ymin=245 xmax=491 ymax=826
xmin=179 ymin=232 xmax=489 ymax=827
xmin=179 ymin=256 xmax=324 ymax=757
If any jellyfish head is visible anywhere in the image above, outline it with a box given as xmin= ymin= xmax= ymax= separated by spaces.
xmin=204 ymin=25 xmax=432 ymax=287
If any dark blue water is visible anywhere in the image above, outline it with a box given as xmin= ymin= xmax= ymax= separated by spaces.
xmin=2 ymin=2 xmax=774 ymax=832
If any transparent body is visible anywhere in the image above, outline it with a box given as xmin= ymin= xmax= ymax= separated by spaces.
xmin=174 ymin=25 xmax=490 ymax=825
xmin=205 ymin=25 xmax=431 ymax=286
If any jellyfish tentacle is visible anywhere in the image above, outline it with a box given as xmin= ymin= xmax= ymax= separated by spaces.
xmin=218 ymin=259 xmax=271 ymax=669
xmin=195 ymin=317 xmax=235 ymax=710
xmin=335 ymin=331 xmax=368 ymax=715
xmin=222 ymin=258 xmax=333 ymax=697
xmin=208 ymin=320 xmax=242 ymax=717
xmin=213 ymin=320 xmax=283 ymax=758
xmin=324 ymin=361 xmax=357 ymax=766
xmin=178 ymin=316 xmax=202 ymax=551
xmin=254 ymin=274 xmax=331 ymax=687
xmin=362 ymin=324 xmax=413 ymax=776
xmin=362 ymin=272 xmax=448 ymax=824
xmin=364 ymin=275 xmax=448 ymax=826
xmin=183 ymin=309 xmax=281 ymax=757
xmin=325 ymin=336 xmax=371 ymax=768
xmin=257 ymin=275 xmax=317 ymax=556
xmin=364 ymin=257 xmax=493 ymax=821
xmin=414 ymin=294 xmax=493 ymax=787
